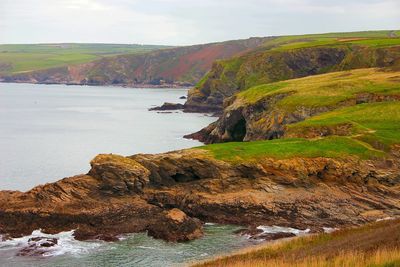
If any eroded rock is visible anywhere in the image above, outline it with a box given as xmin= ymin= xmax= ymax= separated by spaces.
xmin=89 ymin=154 xmax=150 ymax=195
xmin=147 ymin=208 xmax=203 ymax=242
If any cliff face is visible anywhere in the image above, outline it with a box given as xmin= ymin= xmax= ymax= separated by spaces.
xmin=0 ymin=148 xmax=399 ymax=242
xmin=184 ymin=43 xmax=400 ymax=112
xmin=0 ymin=38 xmax=271 ymax=87
xmin=186 ymin=68 xmax=400 ymax=144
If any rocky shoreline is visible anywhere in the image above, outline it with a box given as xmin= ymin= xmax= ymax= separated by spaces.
xmin=1 ymin=149 xmax=399 ymax=244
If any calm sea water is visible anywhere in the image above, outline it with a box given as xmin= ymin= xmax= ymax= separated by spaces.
xmin=0 ymin=83 xmax=215 ymax=191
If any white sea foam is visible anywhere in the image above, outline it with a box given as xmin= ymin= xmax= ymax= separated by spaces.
xmin=0 ymin=229 xmax=102 ymax=257
xmin=256 ymin=225 xmax=310 ymax=236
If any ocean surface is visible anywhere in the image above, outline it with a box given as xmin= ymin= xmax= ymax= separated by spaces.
xmin=0 ymin=83 xmax=215 ymax=191
xmin=0 ymin=83 xmax=307 ymax=266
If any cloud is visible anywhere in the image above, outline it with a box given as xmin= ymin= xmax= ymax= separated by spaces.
xmin=0 ymin=0 xmax=399 ymax=45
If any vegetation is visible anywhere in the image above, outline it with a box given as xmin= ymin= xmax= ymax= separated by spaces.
xmin=193 ymin=219 xmax=400 ymax=267
xmin=0 ymin=43 xmax=168 ymax=74
xmin=261 ymin=30 xmax=400 ymax=51
xmin=189 ymin=30 xmax=400 ymax=111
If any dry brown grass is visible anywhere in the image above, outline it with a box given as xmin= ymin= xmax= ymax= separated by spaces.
xmin=214 ymin=248 xmax=400 ymax=267
xmin=193 ymin=219 xmax=400 ymax=267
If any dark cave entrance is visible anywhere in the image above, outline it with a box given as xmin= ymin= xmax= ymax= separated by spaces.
xmin=230 ymin=118 xmax=247 ymax=141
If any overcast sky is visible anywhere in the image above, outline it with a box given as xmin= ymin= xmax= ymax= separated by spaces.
xmin=1 ymin=0 xmax=399 ymax=45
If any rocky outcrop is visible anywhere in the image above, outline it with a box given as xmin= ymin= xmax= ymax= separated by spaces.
xmin=184 ymin=45 xmax=400 ymax=112
xmin=149 ymin=102 xmax=184 ymax=111
xmin=0 ymin=149 xmax=399 ymax=242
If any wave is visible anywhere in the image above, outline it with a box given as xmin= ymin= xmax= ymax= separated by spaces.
xmin=0 ymin=229 xmax=102 ymax=257
xmin=256 ymin=225 xmax=310 ymax=236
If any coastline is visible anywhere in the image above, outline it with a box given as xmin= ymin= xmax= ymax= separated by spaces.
xmin=0 ymin=80 xmax=192 ymax=89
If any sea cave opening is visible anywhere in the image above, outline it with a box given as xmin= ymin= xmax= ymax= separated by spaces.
xmin=230 ymin=118 xmax=247 ymax=142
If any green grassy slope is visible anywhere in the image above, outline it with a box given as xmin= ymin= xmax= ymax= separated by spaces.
xmin=287 ymin=102 xmax=400 ymax=148
xmin=237 ymin=68 xmax=400 ymax=108
xmin=0 ymin=43 xmax=168 ymax=74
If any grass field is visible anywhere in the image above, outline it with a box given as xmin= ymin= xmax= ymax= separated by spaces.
xmin=193 ymin=219 xmax=400 ymax=267
xmin=0 ymin=43 xmax=169 ymax=74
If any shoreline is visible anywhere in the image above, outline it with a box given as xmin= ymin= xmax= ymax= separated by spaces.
xmin=0 ymin=80 xmax=193 ymax=89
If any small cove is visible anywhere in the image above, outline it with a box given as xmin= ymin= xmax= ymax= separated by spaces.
xmin=0 ymin=83 xmax=306 ymax=266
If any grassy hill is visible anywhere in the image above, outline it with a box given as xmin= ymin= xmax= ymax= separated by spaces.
xmin=185 ymin=30 xmax=400 ymax=112
xmin=0 ymin=43 xmax=168 ymax=74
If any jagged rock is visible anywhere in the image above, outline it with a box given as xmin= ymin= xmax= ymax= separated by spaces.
xmin=17 ymin=237 xmax=58 ymax=256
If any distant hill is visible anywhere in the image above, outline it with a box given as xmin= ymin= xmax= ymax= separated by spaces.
xmin=0 ymin=38 xmax=271 ymax=87
xmin=0 ymin=43 xmax=169 ymax=75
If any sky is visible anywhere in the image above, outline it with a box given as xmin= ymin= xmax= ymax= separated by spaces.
xmin=0 ymin=0 xmax=399 ymax=45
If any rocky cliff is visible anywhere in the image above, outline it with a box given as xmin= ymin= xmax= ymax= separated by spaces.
xmin=185 ymin=36 xmax=400 ymax=112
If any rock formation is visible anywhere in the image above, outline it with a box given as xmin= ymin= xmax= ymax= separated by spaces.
xmin=0 ymin=148 xmax=399 ymax=242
